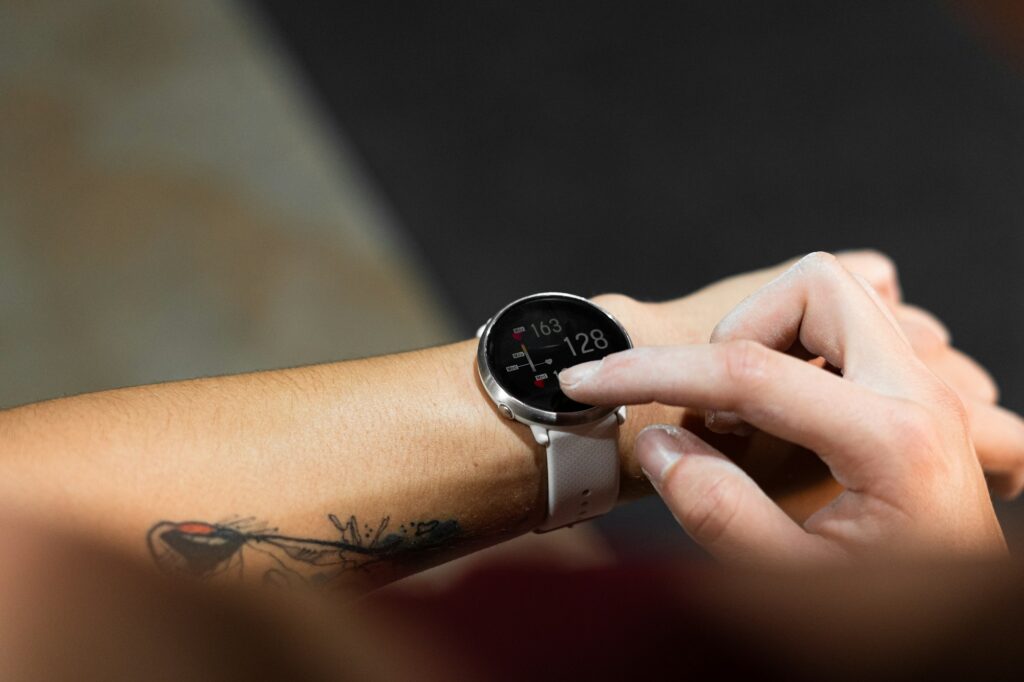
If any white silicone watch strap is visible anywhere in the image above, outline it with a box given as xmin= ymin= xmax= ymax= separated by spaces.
xmin=535 ymin=412 xmax=620 ymax=532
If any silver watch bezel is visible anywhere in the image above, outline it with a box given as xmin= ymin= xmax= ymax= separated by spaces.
xmin=476 ymin=292 xmax=633 ymax=428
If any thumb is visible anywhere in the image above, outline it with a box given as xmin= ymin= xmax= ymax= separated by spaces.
xmin=636 ymin=426 xmax=831 ymax=564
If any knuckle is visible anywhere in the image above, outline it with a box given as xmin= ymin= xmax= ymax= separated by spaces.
xmin=796 ymin=251 xmax=841 ymax=274
xmin=978 ymin=373 xmax=1000 ymax=405
xmin=793 ymin=252 xmax=849 ymax=291
xmin=719 ymin=339 xmax=771 ymax=387
xmin=856 ymin=249 xmax=899 ymax=281
xmin=923 ymin=379 xmax=969 ymax=426
xmin=888 ymin=403 xmax=940 ymax=451
xmin=885 ymin=402 xmax=949 ymax=477
xmin=872 ymin=250 xmax=899 ymax=285
xmin=952 ymin=351 xmax=1000 ymax=404
xmin=900 ymin=317 xmax=946 ymax=356
xmin=673 ymin=470 xmax=743 ymax=548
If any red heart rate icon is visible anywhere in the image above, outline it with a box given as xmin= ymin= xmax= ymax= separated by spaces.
xmin=512 ymin=331 xmax=524 ymax=341
xmin=534 ymin=378 xmax=545 ymax=388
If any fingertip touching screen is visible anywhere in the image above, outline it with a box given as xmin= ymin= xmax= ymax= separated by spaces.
xmin=486 ymin=295 xmax=631 ymax=412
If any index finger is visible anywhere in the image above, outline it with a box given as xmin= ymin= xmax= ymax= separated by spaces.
xmin=560 ymin=343 xmax=915 ymax=490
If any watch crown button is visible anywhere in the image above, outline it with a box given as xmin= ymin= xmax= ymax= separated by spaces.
xmin=498 ymin=404 xmax=514 ymax=420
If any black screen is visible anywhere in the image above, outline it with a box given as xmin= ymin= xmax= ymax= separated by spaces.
xmin=486 ymin=296 xmax=631 ymax=412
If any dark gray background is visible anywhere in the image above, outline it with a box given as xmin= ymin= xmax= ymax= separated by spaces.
xmin=252 ymin=0 xmax=1024 ymax=554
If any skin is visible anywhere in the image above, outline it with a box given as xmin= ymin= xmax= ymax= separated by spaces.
xmin=4 ymin=250 xmax=1019 ymax=679
xmin=0 ymin=251 xmax=1019 ymax=589
xmin=561 ymin=253 xmax=1009 ymax=563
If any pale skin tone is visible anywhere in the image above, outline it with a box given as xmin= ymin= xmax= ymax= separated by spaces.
xmin=0 ymin=251 xmax=1020 ymax=589
xmin=562 ymin=252 xmax=1009 ymax=562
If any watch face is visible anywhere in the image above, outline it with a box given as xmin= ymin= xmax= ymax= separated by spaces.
xmin=485 ymin=295 xmax=632 ymax=413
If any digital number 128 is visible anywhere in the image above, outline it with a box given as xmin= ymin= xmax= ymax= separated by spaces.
xmin=563 ymin=329 xmax=608 ymax=356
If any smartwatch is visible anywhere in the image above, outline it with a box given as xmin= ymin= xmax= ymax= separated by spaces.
xmin=476 ymin=293 xmax=633 ymax=532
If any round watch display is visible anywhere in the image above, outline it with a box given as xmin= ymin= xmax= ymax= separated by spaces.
xmin=482 ymin=293 xmax=632 ymax=413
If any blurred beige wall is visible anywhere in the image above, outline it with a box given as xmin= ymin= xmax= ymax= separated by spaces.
xmin=0 ymin=0 xmax=455 ymax=408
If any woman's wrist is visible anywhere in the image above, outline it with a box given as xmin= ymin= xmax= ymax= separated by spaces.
xmin=593 ymin=292 xmax=711 ymax=348
xmin=590 ymin=293 xmax=698 ymax=498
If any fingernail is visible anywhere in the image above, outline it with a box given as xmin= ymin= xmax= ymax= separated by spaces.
xmin=558 ymin=360 xmax=602 ymax=389
xmin=636 ymin=425 xmax=683 ymax=486
xmin=705 ymin=410 xmax=717 ymax=429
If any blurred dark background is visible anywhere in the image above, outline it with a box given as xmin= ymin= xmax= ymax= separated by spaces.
xmin=252 ymin=0 xmax=1024 ymax=551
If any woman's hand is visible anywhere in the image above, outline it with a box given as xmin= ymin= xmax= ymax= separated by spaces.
xmin=564 ymin=253 xmax=1007 ymax=564
xmin=598 ymin=250 xmax=1024 ymax=501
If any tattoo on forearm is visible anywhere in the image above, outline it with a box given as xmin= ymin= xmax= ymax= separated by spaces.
xmin=147 ymin=514 xmax=461 ymax=587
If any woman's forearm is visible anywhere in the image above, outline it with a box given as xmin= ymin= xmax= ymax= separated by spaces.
xmin=0 ymin=339 xmax=553 ymax=589
xmin=0 ymin=283 xmax=845 ymax=590
xmin=0 ymin=266 xmax=908 ymax=590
